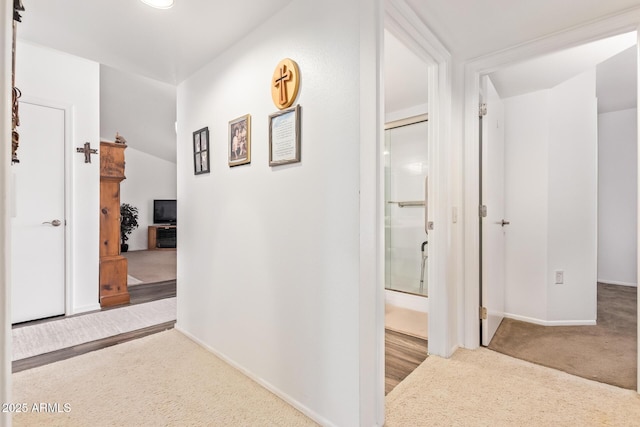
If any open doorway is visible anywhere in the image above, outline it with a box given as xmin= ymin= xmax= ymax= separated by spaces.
xmin=383 ymin=28 xmax=430 ymax=395
xmin=479 ymin=31 xmax=638 ymax=390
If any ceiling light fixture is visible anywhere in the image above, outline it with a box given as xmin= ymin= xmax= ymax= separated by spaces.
xmin=140 ymin=0 xmax=174 ymax=9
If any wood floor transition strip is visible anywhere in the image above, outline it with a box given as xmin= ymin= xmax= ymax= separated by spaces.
xmin=12 ymin=321 xmax=176 ymax=373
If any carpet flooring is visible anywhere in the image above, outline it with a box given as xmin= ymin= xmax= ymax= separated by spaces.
xmin=386 ymin=347 xmax=640 ymax=426
xmin=12 ymin=298 xmax=176 ymax=361
xmin=14 ymin=330 xmax=640 ymax=426
xmin=13 ymin=330 xmax=317 ymax=427
xmin=122 ymin=250 xmax=176 ymax=285
xmin=489 ymin=283 xmax=637 ymax=389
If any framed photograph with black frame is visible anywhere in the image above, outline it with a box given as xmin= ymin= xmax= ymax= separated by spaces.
xmin=193 ymin=127 xmax=210 ymax=175
xmin=228 ymin=114 xmax=251 ymax=167
xmin=269 ymin=105 xmax=300 ymax=166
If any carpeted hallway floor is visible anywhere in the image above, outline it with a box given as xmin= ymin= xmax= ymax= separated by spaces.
xmin=13 ymin=329 xmax=640 ymax=426
xmin=489 ymin=282 xmax=637 ymax=389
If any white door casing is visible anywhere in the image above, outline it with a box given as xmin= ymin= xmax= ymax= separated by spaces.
xmin=11 ymin=101 xmax=66 ymax=324
xmin=480 ymin=76 xmax=506 ymax=346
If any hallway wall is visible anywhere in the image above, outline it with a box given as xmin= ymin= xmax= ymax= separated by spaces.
xmin=598 ymin=108 xmax=638 ymax=286
xmin=175 ymin=0 xmax=379 ymax=425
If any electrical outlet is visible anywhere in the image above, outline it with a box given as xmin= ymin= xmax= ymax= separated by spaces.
xmin=555 ymin=270 xmax=564 ymax=284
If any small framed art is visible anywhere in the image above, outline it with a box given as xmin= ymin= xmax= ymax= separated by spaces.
xmin=269 ymin=105 xmax=301 ymax=166
xmin=193 ymin=127 xmax=210 ymax=175
xmin=229 ymin=114 xmax=251 ymax=167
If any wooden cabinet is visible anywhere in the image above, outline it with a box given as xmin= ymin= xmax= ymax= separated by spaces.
xmin=99 ymin=141 xmax=129 ymax=307
xmin=148 ymin=225 xmax=177 ymax=250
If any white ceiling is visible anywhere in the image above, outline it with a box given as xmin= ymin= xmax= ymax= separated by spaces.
xmin=100 ymin=65 xmax=177 ymax=162
xmin=19 ymin=0 xmax=294 ymax=85
xmin=488 ymin=32 xmax=637 ymax=102
xmin=404 ymin=0 xmax=640 ymax=60
xmin=597 ymin=46 xmax=638 ymax=113
xmin=384 ymin=30 xmax=429 ymax=118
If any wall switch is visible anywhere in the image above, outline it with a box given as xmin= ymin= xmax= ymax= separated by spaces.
xmin=555 ymin=270 xmax=564 ymax=284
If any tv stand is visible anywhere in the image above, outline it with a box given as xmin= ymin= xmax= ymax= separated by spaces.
xmin=148 ymin=225 xmax=177 ymax=250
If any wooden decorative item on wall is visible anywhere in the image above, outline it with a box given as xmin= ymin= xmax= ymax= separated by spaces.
xmin=11 ymin=0 xmax=25 ymax=163
xmin=99 ymin=141 xmax=129 ymax=307
xmin=271 ymin=58 xmax=300 ymax=110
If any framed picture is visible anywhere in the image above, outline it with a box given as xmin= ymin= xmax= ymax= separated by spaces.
xmin=228 ymin=114 xmax=251 ymax=167
xmin=269 ymin=105 xmax=301 ymax=166
xmin=193 ymin=127 xmax=210 ymax=175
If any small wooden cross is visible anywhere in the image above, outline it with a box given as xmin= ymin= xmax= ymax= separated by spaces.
xmin=76 ymin=142 xmax=98 ymax=163
xmin=274 ymin=65 xmax=292 ymax=105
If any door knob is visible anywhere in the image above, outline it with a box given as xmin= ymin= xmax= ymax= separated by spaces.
xmin=42 ymin=219 xmax=62 ymax=227
xmin=501 ymin=219 xmax=510 ymax=227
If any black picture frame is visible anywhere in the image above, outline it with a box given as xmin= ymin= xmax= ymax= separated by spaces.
xmin=193 ymin=127 xmax=210 ymax=175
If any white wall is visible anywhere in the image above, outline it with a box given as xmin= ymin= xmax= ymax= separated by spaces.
xmin=176 ymin=0 xmax=379 ymax=425
xmin=119 ymin=147 xmax=177 ymax=251
xmin=598 ymin=108 xmax=638 ymax=286
xmin=16 ymin=41 xmax=100 ymax=315
xmin=503 ymin=70 xmax=597 ymax=325
xmin=546 ymin=69 xmax=597 ymax=322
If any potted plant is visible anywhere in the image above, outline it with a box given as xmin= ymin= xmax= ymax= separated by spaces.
xmin=120 ymin=203 xmax=139 ymax=253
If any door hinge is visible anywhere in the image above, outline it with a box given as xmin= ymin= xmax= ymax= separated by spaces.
xmin=479 ymin=103 xmax=487 ymax=117
xmin=480 ymin=306 xmax=487 ymax=320
xmin=479 ymin=205 xmax=487 ymax=217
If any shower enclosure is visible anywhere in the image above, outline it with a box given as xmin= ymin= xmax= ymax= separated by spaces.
xmin=384 ymin=119 xmax=428 ymax=296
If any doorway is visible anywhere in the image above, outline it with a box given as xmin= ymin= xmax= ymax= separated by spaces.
xmin=477 ymin=32 xmax=638 ymax=389
xmin=382 ymin=23 xmax=433 ymax=394
xmin=11 ymin=100 xmax=67 ymax=324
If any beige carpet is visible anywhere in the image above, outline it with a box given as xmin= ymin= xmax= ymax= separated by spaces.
xmin=123 ymin=250 xmax=176 ymax=285
xmin=13 ymin=330 xmax=317 ymax=426
xmin=14 ymin=329 xmax=640 ymax=426
xmin=386 ymin=347 xmax=640 ymax=426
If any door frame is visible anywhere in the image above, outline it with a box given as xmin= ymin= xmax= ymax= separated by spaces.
xmin=17 ymin=96 xmax=73 ymax=318
xmin=462 ymin=8 xmax=640 ymax=391
xmin=385 ymin=0 xmax=453 ymax=357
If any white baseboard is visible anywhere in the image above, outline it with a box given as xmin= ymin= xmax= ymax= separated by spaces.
xmin=174 ymin=325 xmax=335 ymax=427
xmin=384 ymin=289 xmax=429 ymax=313
xmin=504 ymin=313 xmax=596 ymax=326
xmin=598 ymin=280 xmax=637 ymax=287
xmin=69 ymin=303 xmax=101 ymax=316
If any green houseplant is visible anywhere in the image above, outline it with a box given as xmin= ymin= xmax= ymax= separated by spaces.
xmin=120 ymin=203 xmax=139 ymax=253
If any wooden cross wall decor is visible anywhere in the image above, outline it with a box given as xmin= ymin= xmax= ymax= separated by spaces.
xmin=271 ymin=58 xmax=300 ymax=110
xmin=76 ymin=142 xmax=98 ymax=163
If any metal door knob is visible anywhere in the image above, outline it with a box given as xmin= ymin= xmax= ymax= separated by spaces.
xmin=42 ymin=219 xmax=62 ymax=227
xmin=501 ymin=219 xmax=510 ymax=227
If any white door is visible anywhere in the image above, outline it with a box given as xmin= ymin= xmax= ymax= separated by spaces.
xmin=11 ymin=101 xmax=66 ymax=324
xmin=481 ymin=76 xmax=506 ymax=346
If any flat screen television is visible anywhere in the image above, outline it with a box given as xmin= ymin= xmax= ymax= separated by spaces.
xmin=153 ymin=199 xmax=177 ymax=224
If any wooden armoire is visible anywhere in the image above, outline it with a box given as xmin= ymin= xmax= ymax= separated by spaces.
xmin=99 ymin=141 xmax=130 ymax=307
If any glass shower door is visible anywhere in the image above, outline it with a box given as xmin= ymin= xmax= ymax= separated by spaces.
xmin=384 ymin=120 xmax=428 ymax=296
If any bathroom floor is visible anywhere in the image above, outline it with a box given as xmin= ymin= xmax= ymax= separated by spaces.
xmin=385 ymin=305 xmax=428 ymax=339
